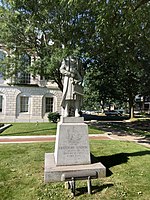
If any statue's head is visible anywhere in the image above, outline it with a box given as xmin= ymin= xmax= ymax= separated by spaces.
xmin=65 ymin=56 xmax=77 ymax=70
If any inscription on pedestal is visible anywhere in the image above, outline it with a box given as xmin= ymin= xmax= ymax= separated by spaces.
xmin=54 ymin=119 xmax=91 ymax=166
xmin=58 ymin=145 xmax=89 ymax=162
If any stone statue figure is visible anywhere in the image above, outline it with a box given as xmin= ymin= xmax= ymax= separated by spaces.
xmin=60 ymin=57 xmax=83 ymax=117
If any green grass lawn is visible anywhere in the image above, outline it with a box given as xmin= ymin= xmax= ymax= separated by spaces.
xmin=0 ymin=122 xmax=103 ymax=136
xmin=0 ymin=140 xmax=150 ymax=200
xmin=1 ymin=118 xmax=150 ymax=137
xmin=0 ymin=123 xmax=57 ymax=136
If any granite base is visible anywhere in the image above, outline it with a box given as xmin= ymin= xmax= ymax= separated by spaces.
xmin=44 ymin=153 xmax=106 ymax=183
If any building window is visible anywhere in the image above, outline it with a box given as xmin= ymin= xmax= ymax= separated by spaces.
xmin=18 ymin=72 xmax=31 ymax=84
xmin=16 ymin=54 xmax=31 ymax=84
xmin=0 ymin=96 xmax=2 ymax=112
xmin=45 ymin=97 xmax=53 ymax=113
xmin=20 ymin=96 xmax=29 ymax=112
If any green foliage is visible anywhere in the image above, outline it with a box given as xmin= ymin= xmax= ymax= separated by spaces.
xmin=83 ymin=0 xmax=150 ymax=117
xmin=0 ymin=123 xmax=4 ymax=128
xmin=47 ymin=112 xmax=60 ymax=123
xmin=83 ymin=62 xmax=124 ymax=111
xmin=0 ymin=0 xmax=94 ymax=90
xmin=0 ymin=0 xmax=149 ymax=116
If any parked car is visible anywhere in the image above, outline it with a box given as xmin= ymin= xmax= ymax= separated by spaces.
xmin=104 ymin=110 xmax=122 ymax=116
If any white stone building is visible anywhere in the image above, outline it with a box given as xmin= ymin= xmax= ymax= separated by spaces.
xmin=0 ymin=46 xmax=62 ymax=122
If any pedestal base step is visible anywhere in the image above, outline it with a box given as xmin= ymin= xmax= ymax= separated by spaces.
xmin=44 ymin=153 xmax=106 ymax=183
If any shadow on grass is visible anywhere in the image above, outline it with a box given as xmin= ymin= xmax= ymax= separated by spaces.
xmin=71 ymin=151 xmax=150 ymax=196
xmin=82 ymin=114 xmax=129 ymax=121
xmin=91 ymin=150 xmax=150 ymax=177
xmin=137 ymin=137 xmax=150 ymax=145
xmin=75 ymin=183 xmax=113 ymax=196
xmin=89 ymin=118 xmax=150 ymax=137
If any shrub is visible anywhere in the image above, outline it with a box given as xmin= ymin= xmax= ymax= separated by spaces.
xmin=0 ymin=123 xmax=4 ymax=128
xmin=47 ymin=112 xmax=60 ymax=123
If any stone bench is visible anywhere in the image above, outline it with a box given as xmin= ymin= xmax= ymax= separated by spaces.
xmin=61 ymin=171 xmax=98 ymax=196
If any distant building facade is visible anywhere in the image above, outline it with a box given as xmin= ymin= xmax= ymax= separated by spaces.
xmin=135 ymin=95 xmax=150 ymax=114
xmin=0 ymin=45 xmax=62 ymax=122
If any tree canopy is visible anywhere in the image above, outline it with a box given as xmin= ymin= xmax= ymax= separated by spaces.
xmin=83 ymin=0 xmax=150 ymax=117
xmin=0 ymin=0 xmax=150 ymax=118
xmin=0 ymin=0 xmax=95 ymax=90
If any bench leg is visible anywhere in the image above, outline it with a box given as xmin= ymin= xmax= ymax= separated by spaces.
xmin=87 ymin=176 xmax=92 ymax=194
xmin=70 ymin=177 xmax=75 ymax=196
xmin=65 ymin=181 xmax=70 ymax=189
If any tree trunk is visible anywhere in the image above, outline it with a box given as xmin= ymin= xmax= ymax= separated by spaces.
xmin=129 ymin=97 xmax=134 ymax=119
xmin=57 ymin=81 xmax=63 ymax=92
xmin=54 ymin=74 xmax=63 ymax=92
xmin=100 ymin=100 xmax=105 ymax=113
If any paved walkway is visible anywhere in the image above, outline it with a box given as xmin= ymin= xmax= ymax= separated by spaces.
xmin=0 ymin=133 xmax=149 ymax=148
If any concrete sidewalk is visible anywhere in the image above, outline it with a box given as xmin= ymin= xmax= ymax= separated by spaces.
xmin=0 ymin=133 xmax=149 ymax=148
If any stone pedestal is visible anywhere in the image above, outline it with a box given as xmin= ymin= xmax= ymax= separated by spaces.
xmin=44 ymin=117 xmax=106 ymax=183
xmin=44 ymin=153 xmax=106 ymax=183
xmin=54 ymin=117 xmax=91 ymax=166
